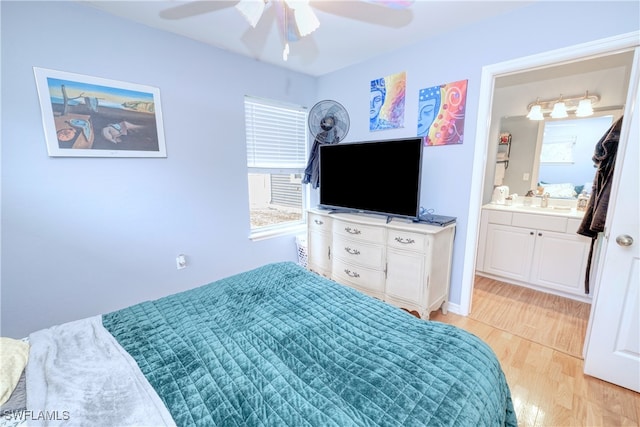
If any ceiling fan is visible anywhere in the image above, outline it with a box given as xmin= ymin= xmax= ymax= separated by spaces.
xmin=160 ymin=0 xmax=414 ymax=60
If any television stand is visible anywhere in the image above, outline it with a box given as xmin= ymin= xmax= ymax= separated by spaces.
xmin=306 ymin=209 xmax=455 ymax=319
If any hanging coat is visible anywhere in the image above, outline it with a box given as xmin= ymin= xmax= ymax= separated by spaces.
xmin=302 ymin=129 xmax=340 ymax=189
xmin=577 ymin=115 xmax=623 ymax=293
xmin=302 ymin=137 xmax=323 ymax=189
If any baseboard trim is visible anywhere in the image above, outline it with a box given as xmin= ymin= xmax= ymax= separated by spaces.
xmin=444 ymin=302 xmax=463 ymax=316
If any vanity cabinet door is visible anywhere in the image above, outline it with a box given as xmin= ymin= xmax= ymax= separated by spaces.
xmin=530 ymin=230 xmax=591 ymax=294
xmin=483 ymin=223 xmax=536 ymax=282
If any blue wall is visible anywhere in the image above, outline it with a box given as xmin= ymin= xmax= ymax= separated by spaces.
xmin=315 ymin=1 xmax=639 ymax=305
xmin=1 ymin=1 xmax=316 ymax=337
xmin=2 ymin=1 xmax=638 ymax=337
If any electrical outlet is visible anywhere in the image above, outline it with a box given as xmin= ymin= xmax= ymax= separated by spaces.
xmin=523 ymin=172 xmax=530 ymax=181
xmin=176 ymin=254 xmax=187 ymax=270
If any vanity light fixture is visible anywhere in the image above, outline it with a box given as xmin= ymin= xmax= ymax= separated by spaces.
xmin=526 ymin=91 xmax=600 ymax=120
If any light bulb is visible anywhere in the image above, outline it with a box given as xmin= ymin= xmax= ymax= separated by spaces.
xmin=527 ymin=105 xmax=544 ymax=121
xmin=575 ymin=99 xmax=594 ymax=117
xmin=550 ymin=101 xmax=568 ymax=119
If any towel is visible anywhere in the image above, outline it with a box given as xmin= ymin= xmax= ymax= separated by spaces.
xmin=494 ymin=162 xmax=506 ymax=186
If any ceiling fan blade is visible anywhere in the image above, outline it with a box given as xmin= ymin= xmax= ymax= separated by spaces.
xmin=310 ymin=0 xmax=413 ymax=28
xmin=240 ymin=7 xmax=275 ymax=56
xmin=362 ymin=0 xmax=414 ymax=9
xmin=159 ymin=0 xmax=238 ymax=20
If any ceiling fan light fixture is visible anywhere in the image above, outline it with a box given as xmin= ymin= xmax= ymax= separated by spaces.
xmin=236 ymin=0 xmax=266 ymax=28
xmin=285 ymin=0 xmax=320 ymax=36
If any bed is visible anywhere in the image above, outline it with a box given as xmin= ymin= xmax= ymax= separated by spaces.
xmin=3 ymin=262 xmax=516 ymax=426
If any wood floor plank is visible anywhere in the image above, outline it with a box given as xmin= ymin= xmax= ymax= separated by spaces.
xmin=429 ymin=276 xmax=640 ymax=427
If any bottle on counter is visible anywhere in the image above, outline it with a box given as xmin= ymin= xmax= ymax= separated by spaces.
xmin=523 ymin=190 xmax=534 ymax=206
xmin=577 ymin=190 xmax=589 ymax=211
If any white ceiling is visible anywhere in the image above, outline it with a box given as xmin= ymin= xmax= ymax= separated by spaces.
xmin=82 ymin=0 xmax=536 ymax=77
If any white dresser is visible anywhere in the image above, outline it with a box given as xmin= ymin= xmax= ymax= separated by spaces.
xmin=307 ymin=209 xmax=455 ymax=319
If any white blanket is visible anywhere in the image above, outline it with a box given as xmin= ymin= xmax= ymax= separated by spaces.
xmin=25 ymin=316 xmax=175 ymax=427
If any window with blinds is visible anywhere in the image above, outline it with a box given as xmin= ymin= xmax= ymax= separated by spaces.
xmin=244 ymin=96 xmax=308 ymax=236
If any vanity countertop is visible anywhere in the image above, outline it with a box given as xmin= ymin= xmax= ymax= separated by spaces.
xmin=483 ymin=203 xmax=586 ymax=219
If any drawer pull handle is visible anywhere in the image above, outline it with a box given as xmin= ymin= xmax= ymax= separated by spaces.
xmin=344 ymin=227 xmax=361 ymax=235
xmin=395 ymin=237 xmax=415 ymax=245
xmin=344 ymin=247 xmax=360 ymax=255
xmin=344 ymin=269 xmax=360 ymax=278
xmin=530 ymin=232 xmax=534 ymax=235
xmin=314 ymin=219 xmax=323 ymax=225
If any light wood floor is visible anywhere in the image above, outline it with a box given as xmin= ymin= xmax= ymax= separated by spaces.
xmin=468 ymin=276 xmax=590 ymax=358
xmin=430 ymin=277 xmax=640 ymax=427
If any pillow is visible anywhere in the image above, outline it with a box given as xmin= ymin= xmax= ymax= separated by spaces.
xmin=538 ymin=182 xmax=577 ymax=199
xmin=0 ymin=337 xmax=29 ymax=406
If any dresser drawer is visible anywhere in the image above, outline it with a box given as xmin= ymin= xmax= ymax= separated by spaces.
xmin=387 ymin=229 xmax=427 ymax=252
xmin=308 ymin=212 xmax=331 ymax=232
xmin=332 ymin=259 xmax=386 ymax=294
xmin=333 ymin=235 xmax=385 ymax=269
xmin=333 ymin=219 xmax=386 ymax=244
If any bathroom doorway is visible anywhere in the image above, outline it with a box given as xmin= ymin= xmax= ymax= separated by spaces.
xmin=460 ymin=33 xmax=638 ymax=337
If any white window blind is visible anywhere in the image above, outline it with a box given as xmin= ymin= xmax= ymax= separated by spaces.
xmin=244 ymin=96 xmax=308 ymax=169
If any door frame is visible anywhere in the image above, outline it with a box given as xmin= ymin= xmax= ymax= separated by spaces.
xmin=460 ymin=31 xmax=640 ymax=317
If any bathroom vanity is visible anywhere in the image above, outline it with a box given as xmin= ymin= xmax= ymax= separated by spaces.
xmin=476 ymin=203 xmax=592 ymax=302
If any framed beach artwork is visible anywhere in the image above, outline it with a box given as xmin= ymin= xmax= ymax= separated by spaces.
xmin=369 ymin=71 xmax=406 ymax=131
xmin=33 ymin=67 xmax=167 ymax=157
xmin=417 ymin=79 xmax=468 ymax=146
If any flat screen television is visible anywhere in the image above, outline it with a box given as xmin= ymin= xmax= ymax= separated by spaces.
xmin=318 ymin=137 xmax=423 ymax=221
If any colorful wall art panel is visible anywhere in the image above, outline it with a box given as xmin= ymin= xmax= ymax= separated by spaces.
xmin=417 ymin=79 xmax=468 ymax=146
xmin=370 ymin=71 xmax=406 ymax=131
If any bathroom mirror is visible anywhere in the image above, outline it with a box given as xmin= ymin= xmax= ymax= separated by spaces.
xmin=498 ymin=108 xmax=622 ymax=198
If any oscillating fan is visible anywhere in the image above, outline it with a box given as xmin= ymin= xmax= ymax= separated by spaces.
xmin=308 ymin=100 xmax=350 ymax=144
xmin=303 ymin=100 xmax=350 ymax=188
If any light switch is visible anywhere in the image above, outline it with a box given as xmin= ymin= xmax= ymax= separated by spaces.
xmin=523 ymin=173 xmax=530 ymax=181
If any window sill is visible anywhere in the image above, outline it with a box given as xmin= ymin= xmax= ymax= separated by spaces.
xmin=249 ymin=224 xmax=306 ymax=241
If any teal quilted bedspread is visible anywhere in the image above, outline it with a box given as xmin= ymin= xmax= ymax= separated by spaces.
xmin=103 ymin=262 xmax=516 ymax=427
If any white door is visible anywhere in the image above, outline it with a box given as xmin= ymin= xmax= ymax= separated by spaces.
xmin=583 ymin=50 xmax=640 ymax=392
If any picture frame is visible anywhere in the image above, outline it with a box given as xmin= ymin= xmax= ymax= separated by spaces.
xmin=33 ymin=67 xmax=167 ymax=157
